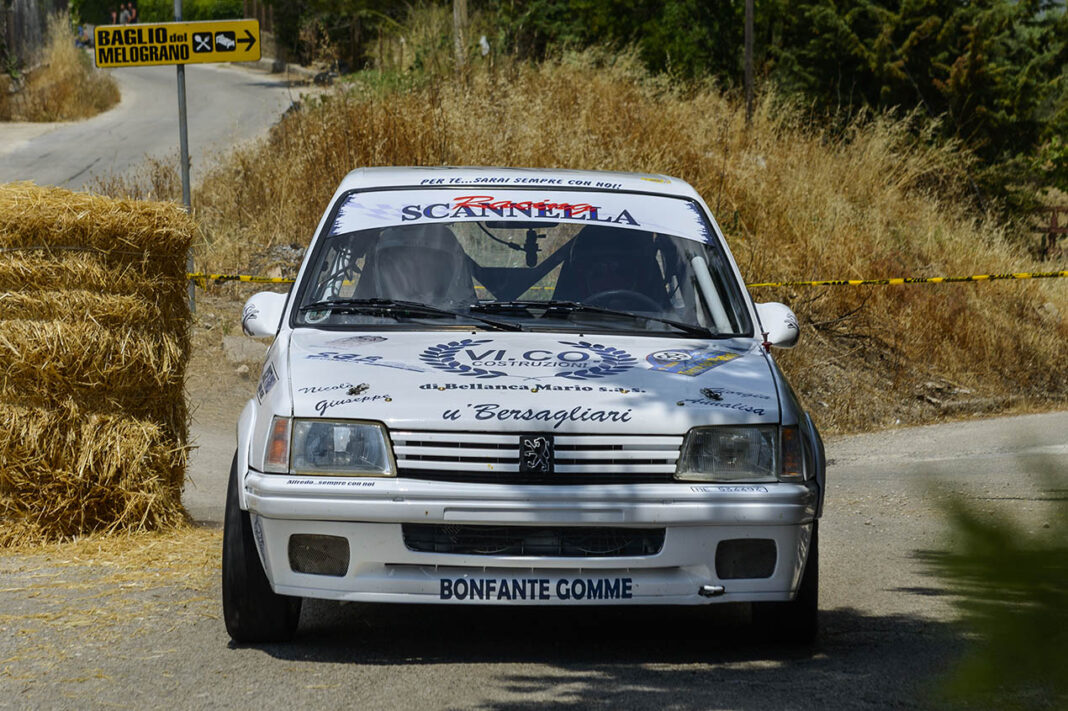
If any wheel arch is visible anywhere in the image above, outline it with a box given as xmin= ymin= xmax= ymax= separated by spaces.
xmin=235 ymin=398 xmax=258 ymax=510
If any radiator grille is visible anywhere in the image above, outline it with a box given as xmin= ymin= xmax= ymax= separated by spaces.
xmin=402 ymin=524 xmax=666 ymax=557
xmin=391 ymin=431 xmax=682 ymax=484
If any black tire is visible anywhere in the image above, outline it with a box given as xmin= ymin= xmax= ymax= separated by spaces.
xmin=752 ymin=521 xmax=818 ymax=645
xmin=222 ymin=452 xmax=302 ymax=643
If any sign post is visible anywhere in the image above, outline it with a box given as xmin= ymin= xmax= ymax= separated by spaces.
xmin=174 ymin=0 xmax=193 ymax=311
xmin=93 ymin=15 xmax=261 ymax=313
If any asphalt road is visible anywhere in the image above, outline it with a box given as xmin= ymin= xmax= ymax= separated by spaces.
xmin=0 ymin=60 xmax=297 ymax=189
xmin=5 ymin=411 xmax=1061 ymax=710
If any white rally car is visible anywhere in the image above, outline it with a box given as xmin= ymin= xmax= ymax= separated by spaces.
xmin=224 ymin=167 xmax=825 ymax=643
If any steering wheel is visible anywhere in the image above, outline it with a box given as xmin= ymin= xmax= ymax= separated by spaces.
xmin=583 ymin=289 xmax=663 ymax=312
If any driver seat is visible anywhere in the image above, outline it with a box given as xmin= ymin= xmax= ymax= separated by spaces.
xmin=552 ymin=226 xmax=668 ymax=308
xmin=354 ymin=224 xmax=476 ymax=306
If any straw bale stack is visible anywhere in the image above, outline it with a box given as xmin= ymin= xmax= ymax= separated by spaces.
xmin=0 ymin=183 xmax=195 ymax=545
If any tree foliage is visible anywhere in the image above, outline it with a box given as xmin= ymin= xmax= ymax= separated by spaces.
xmin=922 ymin=462 xmax=1067 ymax=708
xmin=72 ymin=0 xmax=244 ymax=25
xmin=771 ymin=0 xmax=1068 ymax=198
xmin=492 ymin=0 xmax=1068 ymax=200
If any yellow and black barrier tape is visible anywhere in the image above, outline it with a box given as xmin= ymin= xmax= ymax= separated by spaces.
xmin=187 ymin=272 xmax=295 ymax=288
xmin=746 ymin=270 xmax=1068 ymax=288
xmin=189 ymin=270 xmax=1067 ymax=289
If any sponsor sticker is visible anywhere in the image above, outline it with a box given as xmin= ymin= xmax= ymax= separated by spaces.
xmin=256 ymin=363 xmax=277 ymax=401
xmin=439 ymin=577 xmax=634 ymax=601
xmin=690 ymin=485 xmax=769 ymax=493
xmin=646 ymin=348 xmax=740 ymax=376
xmin=284 ymin=478 xmax=376 ymax=487
xmin=326 ymin=335 xmax=388 ymax=346
xmin=420 ymin=339 xmax=636 ymax=381
xmin=241 ymin=303 xmax=259 ymax=335
xmin=329 ymin=188 xmax=713 ymax=241
xmin=441 ymin=403 xmax=632 ymax=429
xmin=306 ymin=351 xmax=424 ymax=372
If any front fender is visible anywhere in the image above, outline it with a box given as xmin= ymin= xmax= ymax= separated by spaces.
xmin=801 ymin=412 xmax=826 ymax=517
xmin=236 ymin=398 xmax=258 ymax=510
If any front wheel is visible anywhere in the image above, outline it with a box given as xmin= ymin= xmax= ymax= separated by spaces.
xmin=222 ymin=452 xmax=301 ymax=643
xmin=752 ymin=521 xmax=819 ymax=644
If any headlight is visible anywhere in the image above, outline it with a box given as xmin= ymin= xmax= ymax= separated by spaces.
xmin=293 ymin=419 xmax=395 ymax=476
xmin=263 ymin=417 xmax=396 ymax=476
xmin=675 ymin=426 xmax=778 ymax=482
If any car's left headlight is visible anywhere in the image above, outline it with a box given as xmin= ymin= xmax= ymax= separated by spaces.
xmin=675 ymin=425 xmax=804 ymax=482
xmin=290 ymin=419 xmax=396 ymax=476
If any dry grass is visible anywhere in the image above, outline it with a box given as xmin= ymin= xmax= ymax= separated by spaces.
xmin=0 ymin=184 xmax=193 ymax=545
xmin=103 ymin=51 xmax=1067 ymax=433
xmin=0 ymin=526 xmax=219 ymax=668
xmin=0 ymin=12 xmax=119 ymax=122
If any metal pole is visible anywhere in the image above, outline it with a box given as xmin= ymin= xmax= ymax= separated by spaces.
xmin=745 ymin=0 xmax=754 ymax=126
xmin=175 ymin=0 xmax=195 ymax=312
xmin=453 ymin=0 xmax=467 ymax=74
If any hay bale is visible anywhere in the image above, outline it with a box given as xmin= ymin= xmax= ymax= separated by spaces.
xmin=0 ymin=252 xmax=187 ymax=294
xmin=0 ymin=403 xmax=187 ymax=546
xmin=0 ymin=183 xmax=194 ymax=544
xmin=0 ymin=182 xmax=195 ymax=258
xmin=0 ymin=290 xmax=184 ymax=329
xmin=0 ymin=320 xmax=187 ymax=393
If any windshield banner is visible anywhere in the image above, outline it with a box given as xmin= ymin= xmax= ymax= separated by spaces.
xmin=330 ymin=189 xmax=713 ymax=242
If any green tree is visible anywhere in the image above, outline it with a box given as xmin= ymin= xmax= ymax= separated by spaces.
xmin=770 ymin=0 xmax=1068 ymax=197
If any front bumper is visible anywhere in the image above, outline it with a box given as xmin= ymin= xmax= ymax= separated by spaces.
xmin=244 ymin=471 xmax=819 ymax=605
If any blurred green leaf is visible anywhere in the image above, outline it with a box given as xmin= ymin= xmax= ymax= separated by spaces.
xmin=923 ymin=457 xmax=1067 ymax=709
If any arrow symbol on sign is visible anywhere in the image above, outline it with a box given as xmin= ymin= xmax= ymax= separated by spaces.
xmin=237 ymin=29 xmax=256 ymax=51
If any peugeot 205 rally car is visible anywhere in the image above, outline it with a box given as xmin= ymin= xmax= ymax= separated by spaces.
xmin=224 ymin=167 xmax=826 ymax=643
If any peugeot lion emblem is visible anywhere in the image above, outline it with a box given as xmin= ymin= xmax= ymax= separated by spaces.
xmin=519 ymin=434 xmax=554 ymax=474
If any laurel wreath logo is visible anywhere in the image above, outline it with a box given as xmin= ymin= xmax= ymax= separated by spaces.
xmin=555 ymin=341 xmax=637 ymax=381
xmin=419 ymin=339 xmax=636 ymax=380
xmin=419 ymin=339 xmax=508 ymax=378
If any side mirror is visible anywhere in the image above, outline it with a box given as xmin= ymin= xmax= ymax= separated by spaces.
xmin=755 ymin=302 xmax=800 ymax=349
xmin=242 ymin=292 xmax=287 ymax=337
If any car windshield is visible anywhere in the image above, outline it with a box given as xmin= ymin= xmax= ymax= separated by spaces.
xmin=293 ymin=188 xmax=751 ymax=337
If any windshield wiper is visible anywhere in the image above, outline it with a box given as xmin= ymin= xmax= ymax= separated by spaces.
xmin=473 ymin=300 xmax=715 ymax=337
xmin=300 ymin=298 xmax=522 ymax=331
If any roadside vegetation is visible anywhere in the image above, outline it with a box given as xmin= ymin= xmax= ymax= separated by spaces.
xmin=0 ymin=12 xmax=119 ymax=122
xmin=924 ymin=454 xmax=1067 ymax=709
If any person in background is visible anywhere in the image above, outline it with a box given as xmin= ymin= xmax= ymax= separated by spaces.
xmin=128 ymin=3 xmax=137 ymax=23
xmin=118 ymin=4 xmax=130 ymax=24
xmin=110 ymin=8 xmax=117 ymax=24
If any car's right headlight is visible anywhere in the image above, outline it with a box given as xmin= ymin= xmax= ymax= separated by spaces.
xmin=675 ymin=425 xmax=778 ymax=482
xmin=263 ymin=416 xmax=396 ymax=476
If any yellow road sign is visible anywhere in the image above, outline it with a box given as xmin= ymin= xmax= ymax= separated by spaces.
xmin=94 ymin=20 xmax=260 ymax=68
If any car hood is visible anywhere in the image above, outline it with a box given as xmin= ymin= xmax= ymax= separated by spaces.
xmin=286 ymin=330 xmax=779 ymax=434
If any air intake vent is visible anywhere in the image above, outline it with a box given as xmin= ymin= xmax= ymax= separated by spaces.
xmin=391 ymin=431 xmax=682 ymax=484
xmin=403 ymin=524 xmax=666 ymax=557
